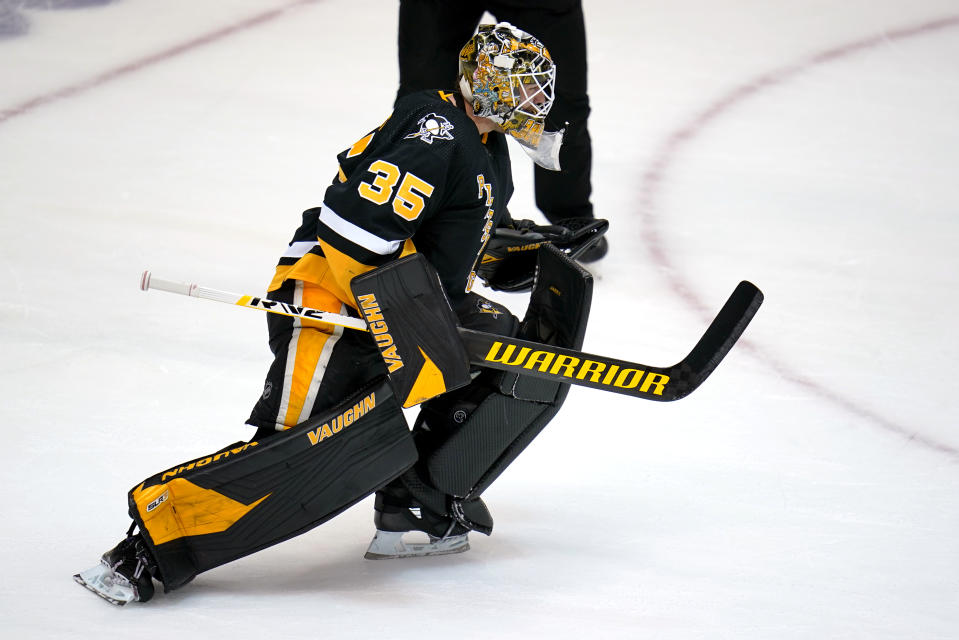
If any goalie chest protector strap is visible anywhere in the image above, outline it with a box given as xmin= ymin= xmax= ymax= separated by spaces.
xmin=127 ymin=377 xmax=416 ymax=591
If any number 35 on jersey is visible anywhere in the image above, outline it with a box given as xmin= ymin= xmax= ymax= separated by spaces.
xmin=358 ymin=160 xmax=435 ymax=221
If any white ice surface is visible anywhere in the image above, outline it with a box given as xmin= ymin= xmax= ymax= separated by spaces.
xmin=1 ymin=1 xmax=958 ymax=638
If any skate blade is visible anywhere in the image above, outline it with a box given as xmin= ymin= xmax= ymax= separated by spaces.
xmin=74 ymin=562 xmax=136 ymax=606
xmin=364 ymin=529 xmax=469 ymax=560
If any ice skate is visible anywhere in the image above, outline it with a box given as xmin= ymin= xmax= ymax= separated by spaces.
xmin=74 ymin=526 xmax=158 ymax=605
xmin=364 ymin=528 xmax=470 ymax=559
xmin=364 ymin=481 xmax=471 ymax=559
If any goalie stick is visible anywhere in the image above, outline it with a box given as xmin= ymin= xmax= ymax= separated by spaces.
xmin=459 ymin=280 xmax=762 ymax=401
xmin=140 ymin=271 xmax=762 ymax=402
xmin=139 ymin=271 xmax=368 ymax=330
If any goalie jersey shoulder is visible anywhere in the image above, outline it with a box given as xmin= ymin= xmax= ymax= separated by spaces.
xmin=334 ymin=91 xmax=480 ymax=188
xmin=320 ymin=90 xmax=503 ymax=258
xmin=281 ymin=90 xmax=512 ymax=303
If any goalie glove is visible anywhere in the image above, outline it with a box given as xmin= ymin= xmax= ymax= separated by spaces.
xmin=476 ymin=217 xmax=609 ymax=292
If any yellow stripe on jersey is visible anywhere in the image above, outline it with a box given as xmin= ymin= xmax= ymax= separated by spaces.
xmin=268 ymin=239 xmax=418 ymax=310
xmin=316 ymin=239 xmax=378 ymax=308
xmin=399 ymin=237 xmax=417 ymax=258
xmin=346 ymin=131 xmax=375 ymax=158
xmin=268 ymin=252 xmax=332 ymax=293
xmin=317 ymin=238 xmax=417 ymax=309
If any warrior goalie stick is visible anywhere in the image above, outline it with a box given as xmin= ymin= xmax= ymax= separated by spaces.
xmin=139 ymin=271 xmax=368 ymax=330
xmin=140 ymin=270 xmax=762 ymax=402
xmin=460 ymin=280 xmax=762 ymax=401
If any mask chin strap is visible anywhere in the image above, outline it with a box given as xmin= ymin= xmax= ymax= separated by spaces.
xmin=515 ymin=128 xmax=564 ymax=171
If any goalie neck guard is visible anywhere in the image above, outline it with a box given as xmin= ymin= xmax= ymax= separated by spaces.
xmin=458 ymin=22 xmax=559 ymax=168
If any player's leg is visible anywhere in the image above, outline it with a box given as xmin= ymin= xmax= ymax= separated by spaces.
xmin=490 ymin=1 xmax=606 ymax=260
xmin=396 ymin=0 xmax=484 ymax=99
xmin=246 ymin=279 xmax=386 ymax=436
xmin=76 ymin=281 xmax=416 ymax=604
xmin=365 ymin=246 xmax=593 ymax=558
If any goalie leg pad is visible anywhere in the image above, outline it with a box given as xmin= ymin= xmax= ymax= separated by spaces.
xmin=402 ymin=245 xmax=593 ymax=533
xmin=127 ymin=377 xmax=416 ymax=592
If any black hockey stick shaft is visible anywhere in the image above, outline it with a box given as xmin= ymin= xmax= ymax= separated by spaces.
xmin=457 ymin=281 xmax=763 ymax=401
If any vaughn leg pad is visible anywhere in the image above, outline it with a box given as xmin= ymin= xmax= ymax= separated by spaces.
xmin=350 ymin=254 xmax=472 ymax=408
xmin=405 ymin=245 xmax=593 ymax=530
xmin=127 ymin=377 xmax=416 ymax=591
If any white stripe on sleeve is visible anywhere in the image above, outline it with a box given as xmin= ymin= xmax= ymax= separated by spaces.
xmin=318 ymin=203 xmax=403 ymax=256
xmin=282 ymin=240 xmax=318 ymax=258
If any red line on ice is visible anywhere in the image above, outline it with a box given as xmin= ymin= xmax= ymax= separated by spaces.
xmin=0 ymin=0 xmax=318 ymax=125
xmin=638 ymin=15 xmax=959 ymax=459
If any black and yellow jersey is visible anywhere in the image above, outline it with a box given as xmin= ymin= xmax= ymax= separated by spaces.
xmin=269 ymin=89 xmax=514 ymax=310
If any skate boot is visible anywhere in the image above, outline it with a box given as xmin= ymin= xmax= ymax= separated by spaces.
xmin=364 ymin=480 xmax=475 ymax=560
xmin=74 ymin=524 xmax=159 ymax=605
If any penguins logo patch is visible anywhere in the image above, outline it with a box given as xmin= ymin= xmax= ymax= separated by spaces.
xmin=476 ymin=298 xmax=503 ymax=318
xmin=405 ymin=113 xmax=455 ymax=144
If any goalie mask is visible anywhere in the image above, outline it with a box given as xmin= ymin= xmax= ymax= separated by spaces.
xmin=459 ymin=22 xmax=562 ymax=170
